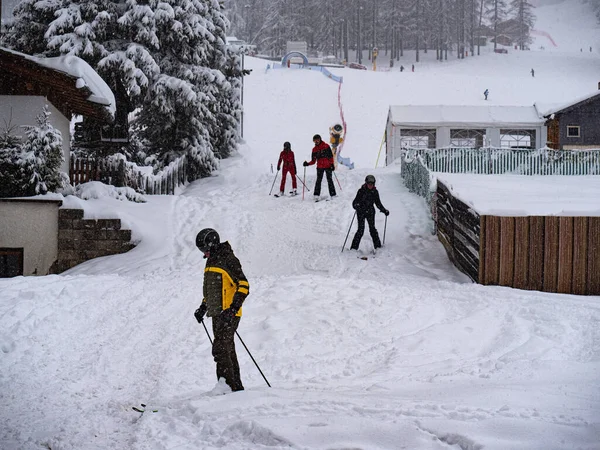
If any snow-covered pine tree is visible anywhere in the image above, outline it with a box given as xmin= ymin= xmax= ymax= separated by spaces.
xmin=5 ymin=0 xmax=241 ymax=182
xmin=207 ymin=0 xmax=243 ymax=160
xmin=0 ymin=118 xmax=23 ymax=198
xmin=18 ymin=107 xmax=65 ymax=196
xmin=131 ymin=0 xmax=219 ymax=176
xmin=1 ymin=0 xmax=60 ymax=54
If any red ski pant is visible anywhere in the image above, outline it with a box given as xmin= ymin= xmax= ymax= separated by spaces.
xmin=280 ymin=168 xmax=297 ymax=192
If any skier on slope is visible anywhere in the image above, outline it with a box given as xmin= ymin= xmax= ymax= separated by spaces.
xmin=303 ymin=134 xmax=336 ymax=201
xmin=350 ymin=175 xmax=389 ymax=251
xmin=276 ymin=141 xmax=297 ymax=196
xmin=194 ymin=228 xmax=249 ymax=392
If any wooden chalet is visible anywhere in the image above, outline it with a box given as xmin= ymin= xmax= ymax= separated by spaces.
xmin=0 ymin=46 xmax=114 ymax=172
xmin=542 ymin=89 xmax=600 ymax=150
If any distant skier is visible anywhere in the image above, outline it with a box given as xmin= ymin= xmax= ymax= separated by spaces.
xmin=400 ymin=65 xmax=405 ymax=72
xmin=350 ymin=175 xmax=389 ymax=251
xmin=303 ymin=134 xmax=336 ymax=201
xmin=530 ymin=68 xmax=535 ymax=77
xmin=411 ymin=64 xmax=415 ymax=72
xmin=276 ymin=141 xmax=297 ymax=196
xmin=484 ymin=88 xmax=489 ymax=100
xmin=194 ymin=228 xmax=249 ymax=392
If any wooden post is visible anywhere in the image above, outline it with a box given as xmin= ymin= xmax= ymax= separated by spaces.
xmin=483 ymin=216 xmax=501 ymax=285
xmin=557 ymin=217 xmax=574 ymax=294
xmin=499 ymin=217 xmax=515 ymax=286
xmin=587 ymin=217 xmax=600 ymax=295
xmin=543 ymin=216 xmax=560 ymax=293
xmin=572 ymin=217 xmax=588 ymax=295
xmin=513 ymin=217 xmax=529 ymax=290
xmin=528 ymin=216 xmax=545 ymax=291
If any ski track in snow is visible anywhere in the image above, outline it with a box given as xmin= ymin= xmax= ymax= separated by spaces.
xmin=2 ymin=2 xmax=600 ymax=448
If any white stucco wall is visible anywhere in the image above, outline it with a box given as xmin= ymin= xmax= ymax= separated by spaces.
xmin=0 ymin=199 xmax=62 ymax=276
xmin=0 ymin=95 xmax=71 ymax=173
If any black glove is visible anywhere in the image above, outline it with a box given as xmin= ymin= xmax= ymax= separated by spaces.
xmin=277 ymin=167 xmax=280 ymax=171
xmin=303 ymin=161 xmax=309 ymax=167
xmin=330 ymin=164 xmax=335 ymax=171
xmin=384 ymin=209 xmax=390 ymax=216
xmin=220 ymin=308 xmax=237 ymax=323
xmin=194 ymin=303 xmax=207 ymax=323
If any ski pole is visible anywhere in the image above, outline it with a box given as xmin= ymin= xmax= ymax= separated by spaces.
xmin=341 ymin=211 xmax=356 ymax=252
xmin=201 ymin=320 xmax=213 ymax=345
xmin=383 ymin=215 xmax=388 ymax=246
xmin=302 ymin=167 xmax=306 ymax=201
xmin=333 ymin=171 xmax=342 ymax=191
xmin=268 ymin=170 xmax=279 ymax=195
xmin=236 ymin=331 xmax=271 ymax=388
xmin=296 ymin=173 xmax=310 ymax=191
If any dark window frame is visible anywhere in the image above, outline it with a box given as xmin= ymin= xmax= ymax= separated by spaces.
xmin=399 ymin=128 xmax=437 ymax=149
xmin=0 ymin=248 xmax=24 ymax=278
xmin=567 ymin=126 xmax=580 ymax=138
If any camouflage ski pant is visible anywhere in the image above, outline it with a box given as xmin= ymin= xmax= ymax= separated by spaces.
xmin=212 ymin=315 xmax=244 ymax=391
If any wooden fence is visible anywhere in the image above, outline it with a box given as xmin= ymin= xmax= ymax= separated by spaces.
xmin=70 ymin=158 xmax=126 ymax=187
xmin=436 ymin=181 xmax=481 ymax=282
xmin=480 ymin=215 xmax=600 ymax=295
xmin=69 ymin=155 xmax=188 ymax=196
xmin=436 ymin=181 xmax=600 ymax=295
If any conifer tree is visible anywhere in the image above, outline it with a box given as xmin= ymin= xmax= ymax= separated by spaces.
xmin=4 ymin=0 xmax=243 ymax=181
xmin=19 ymin=107 xmax=65 ymax=195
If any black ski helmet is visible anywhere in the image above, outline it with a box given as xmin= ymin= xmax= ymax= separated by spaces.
xmin=283 ymin=141 xmax=291 ymax=149
xmin=196 ymin=228 xmax=220 ymax=253
xmin=312 ymin=134 xmax=322 ymax=141
xmin=365 ymin=175 xmax=376 ymax=184
xmin=333 ymin=124 xmax=343 ymax=133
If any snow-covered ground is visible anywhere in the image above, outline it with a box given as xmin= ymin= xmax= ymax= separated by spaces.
xmin=2 ymin=1 xmax=600 ymax=449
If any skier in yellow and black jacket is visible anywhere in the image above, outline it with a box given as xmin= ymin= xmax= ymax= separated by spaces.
xmin=194 ymin=228 xmax=249 ymax=392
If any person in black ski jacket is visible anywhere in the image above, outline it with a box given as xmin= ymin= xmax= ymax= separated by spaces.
xmin=194 ymin=228 xmax=249 ymax=392
xmin=350 ymin=175 xmax=389 ymax=250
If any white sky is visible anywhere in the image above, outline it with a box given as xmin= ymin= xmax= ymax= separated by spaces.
xmin=1 ymin=1 xmax=600 ymax=449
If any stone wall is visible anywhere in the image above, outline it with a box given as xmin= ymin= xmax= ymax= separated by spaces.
xmin=53 ymin=209 xmax=135 ymax=273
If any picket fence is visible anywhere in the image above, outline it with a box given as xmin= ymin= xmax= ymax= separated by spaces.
xmin=401 ymin=147 xmax=600 ymax=202
xmin=405 ymin=147 xmax=600 ymax=175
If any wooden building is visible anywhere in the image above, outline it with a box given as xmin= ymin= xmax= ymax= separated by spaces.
xmin=541 ymin=90 xmax=600 ymax=150
xmin=0 ymin=46 xmax=114 ymax=173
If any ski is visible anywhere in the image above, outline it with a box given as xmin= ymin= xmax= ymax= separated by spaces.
xmin=132 ymin=404 xmax=158 ymax=413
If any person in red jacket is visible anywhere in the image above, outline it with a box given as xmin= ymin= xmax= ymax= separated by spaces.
xmin=303 ymin=134 xmax=336 ymax=201
xmin=277 ymin=141 xmax=297 ymax=196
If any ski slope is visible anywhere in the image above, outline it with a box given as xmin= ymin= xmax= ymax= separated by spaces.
xmin=1 ymin=1 xmax=600 ymax=449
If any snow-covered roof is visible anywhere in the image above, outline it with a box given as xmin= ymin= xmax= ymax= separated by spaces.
xmin=388 ymin=105 xmax=545 ymax=128
xmin=536 ymin=90 xmax=600 ymax=117
xmin=0 ymin=47 xmax=115 ymax=121
xmin=436 ymin=174 xmax=600 ymax=216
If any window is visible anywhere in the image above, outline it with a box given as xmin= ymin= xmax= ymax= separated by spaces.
xmin=500 ymin=129 xmax=536 ymax=149
xmin=0 ymin=248 xmax=24 ymax=278
xmin=399 ymin=129 xmax=437 ymax=149
xmin=450 ymin=129 xmax=486 ymax=148
xmin=567 ymin=126 xmax=580 ymax=138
